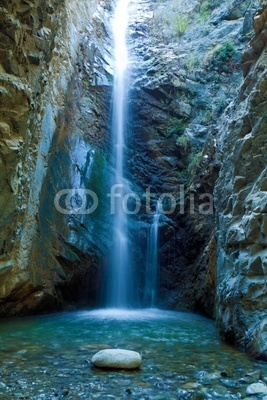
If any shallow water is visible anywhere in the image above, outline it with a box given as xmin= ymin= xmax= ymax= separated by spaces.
xmin=0 ymin=308 xmax=266 ymax=399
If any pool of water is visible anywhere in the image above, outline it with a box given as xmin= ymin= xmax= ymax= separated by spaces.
xmin=0 ymin=308 xmax=266 ymax=399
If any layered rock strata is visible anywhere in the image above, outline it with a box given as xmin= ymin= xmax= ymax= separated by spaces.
xmin=0 ymin=0 xmax=112 ymax=314
xmin=127 ymin=0 xmax=258 ymax=316
xmin=215 ymin=0 xmax=267 ymax=359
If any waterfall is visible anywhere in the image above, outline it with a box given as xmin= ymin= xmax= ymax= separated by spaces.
xmin=106 ymin=0 xmax=131 ymax=308
xmin=144 ymin=201 xmax=161 ymax=307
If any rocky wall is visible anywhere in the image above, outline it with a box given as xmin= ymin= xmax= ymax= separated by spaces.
xmin=214 ymin=0 xmax=267 ymax=359
xmin=126 ymin=0 xmax=258 ymax=316
xmin=0 ymin=0 xmax=113 ymax=314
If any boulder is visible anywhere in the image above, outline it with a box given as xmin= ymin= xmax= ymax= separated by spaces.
xmin=91 ymin=349 xmax=142 ymax=369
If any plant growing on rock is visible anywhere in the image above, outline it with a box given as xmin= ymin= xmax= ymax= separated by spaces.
xmin=188 ymin=151 xmax=202 ymax=175
xmin=198 ymin=1 xmax=211 ymax=22
xmin=216 ymin=42 xmax=235 ymax=63
xmin=203 ymin=41 xmax=236 ymax=72
xmin=198 ymin=0 xmax=221 ymax=16
xmin=166 ymin=117 xmax=186 ymax=137
xmin=173 ymin=13 xmax=189 ymax=36
xmin=176 ymin=134 xmax=190 ymax=153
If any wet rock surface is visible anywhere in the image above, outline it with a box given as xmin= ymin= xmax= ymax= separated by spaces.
xmin=91 ymin=349 xmax=142 ymax=369
xmin=246 ymin=382 xmax=267 ymax=395
xmin=0 ymin=0 xmax=113 ymax=314
xmin=214 ymin=0 xmax=267 ymax=359
xmin=126 ymin=0 xmax=259 ymax=316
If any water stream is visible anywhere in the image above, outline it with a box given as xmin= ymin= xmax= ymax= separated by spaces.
xmin=144 ymin=201 xmax=161 ymax=307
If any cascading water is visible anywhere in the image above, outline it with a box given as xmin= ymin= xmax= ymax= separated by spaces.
xmin=107 ymin=0 xmax=131 ymax=308
xmin=144 ymin=201 xmax=161 ymax=307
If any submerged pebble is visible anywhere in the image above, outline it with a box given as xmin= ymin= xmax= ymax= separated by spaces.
xmin=246 ymin=382 xmax=267 ymax=395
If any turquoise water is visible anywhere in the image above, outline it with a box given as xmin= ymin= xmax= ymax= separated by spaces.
xmin=0 ymin=308 xmax=266 ymax=399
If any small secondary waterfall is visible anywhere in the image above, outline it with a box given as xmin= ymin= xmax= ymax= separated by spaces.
xmin=144 ymin=201 xmax=161 ymax=307
xmin=107 ymin=0 xmax=131 ymax=307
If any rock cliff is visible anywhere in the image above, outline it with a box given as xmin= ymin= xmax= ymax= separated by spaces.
xmin=0 ymin=0 xmax=113 ymax=313
xmin=215 ymin=0 xmax=267 ymax=359
xmin=127 ymin=0 xmax=258 ymax=317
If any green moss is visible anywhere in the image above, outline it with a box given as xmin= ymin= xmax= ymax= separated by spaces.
xmin=176 ymin=134 xmax=190 ymax=152
xmin=64 ymin=247 xmax=80 ymax=262
xmin=216 ymin=42 xmax=235 ymax=62
xmin=166 ymin=117 xmax=186 ymax=137
xmin=195 ymin=0 xmax=221 ymax=24
xmin=188 ymin=151 xmax=202 ymax=174
xmin=173 ymin=13 xmax=189 ymax=36
xmin=199 ymin=1 xmax=211 ymax=22
xmin=173 ymin=149 xmax=203 ymax=188
xmin=86 ymin=150 xmax=110 ymax=220
xmin=88 ymin=151 xmax=109 ymax=198
xmin=83 ymin=80 xmax=89 ymax=89
xmin=160 ymin=97 xmax=170 ymax=106
xmin=204 ymin=41 xmax=236 ymax=71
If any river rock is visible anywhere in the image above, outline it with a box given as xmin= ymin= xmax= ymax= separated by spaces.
xmin=246 ymin=383 xmax=267 ymax=395
xmin=91 ymin=349 xmax=142 ymax=369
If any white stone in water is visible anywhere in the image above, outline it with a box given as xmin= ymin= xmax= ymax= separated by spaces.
xmin=91 ymin=349 xmax=142 ymax=369
xmin=246 ymin=382 xmax=267 ymax=395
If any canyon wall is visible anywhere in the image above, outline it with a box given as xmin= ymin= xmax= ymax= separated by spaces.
xmin=215 ymin=0 xmax=267 ymax=359
xmin=127 ymin=0 xmax=257 ymax=317
xmin=0 ymin=0 xmax=113 ymax=314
